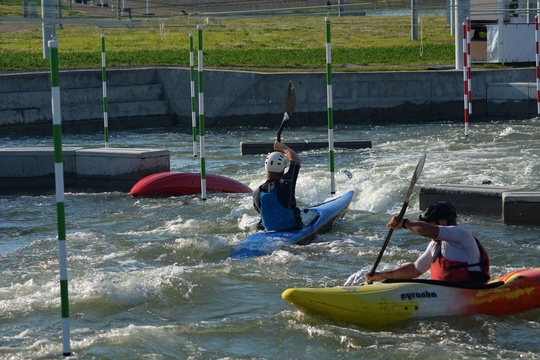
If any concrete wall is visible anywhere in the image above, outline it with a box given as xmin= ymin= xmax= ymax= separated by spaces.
xmin=0 ymin=67 xmax=537 ymax=134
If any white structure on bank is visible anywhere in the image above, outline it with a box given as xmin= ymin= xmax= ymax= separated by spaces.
xmin=466 ymin=0 xmax=538 ymax=63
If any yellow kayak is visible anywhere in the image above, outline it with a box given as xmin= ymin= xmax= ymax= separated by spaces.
xmin=282 ymin=267 xmax=540 ymax=326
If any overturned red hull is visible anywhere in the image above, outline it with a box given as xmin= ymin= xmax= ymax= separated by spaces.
xmin=130 ymin=172 xmax=252 ymax=197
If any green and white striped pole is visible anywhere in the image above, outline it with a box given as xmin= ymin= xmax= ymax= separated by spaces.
xmin=197 ymin=25 xmax=207 ymax=200
xmin=325 ymin=16 xmax=336 ymax=195
xmin=101 ymin=33 xmax=109 ymax=147
xmin=189 ymin=32 xmax=198 ymax=157
xmin=48 ymin=38 xmax=71 ymax=357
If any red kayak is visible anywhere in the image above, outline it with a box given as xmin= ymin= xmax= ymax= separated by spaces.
xmin=130 ymin=172 xmax=252 ymax=197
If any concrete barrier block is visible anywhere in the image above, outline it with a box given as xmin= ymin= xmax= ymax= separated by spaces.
xmin=75 ymin=148 xmax=170 ymax=190
xmin=0 ymin=147 xmax=80 ymax=176
xmin=240 ymin=140 xmax=372 ymax=155
xmin=420 ymin=184 xmax=529 ymax=216
xmin=0 ymin=147 xmax=81 ymax=189
xmin=502 ymin=192 xmax=540 ymax=225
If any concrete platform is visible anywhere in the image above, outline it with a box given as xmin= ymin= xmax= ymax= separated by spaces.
xmin=75 ymin=148 xmax=170 ymax=190
xmin=0 ymin=147 xmax=82 ymax=188
xmin=0 ymin=147 xmax=170 ymax=193
xmin=502 ymin=192 xmax=540 ymax=225
xmin=419 ymin=184 xmax=529 ymax=216
xmin=240 ymin=140 xmax=372 ymax=155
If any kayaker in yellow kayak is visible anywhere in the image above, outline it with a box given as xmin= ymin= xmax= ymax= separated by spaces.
xmin=365 ymin=201 xmax=490 ymax=284
xmin=253 ymin=141 xmax=303 ymax=232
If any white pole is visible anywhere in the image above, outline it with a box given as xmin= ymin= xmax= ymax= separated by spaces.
xmin=101 ymin=33 xmax=109 ymax=147
xmin=534 ymin=16 xmax=540 ymax=115
xmin=467 ymin=18 xmax=472 ymax=114
xmin=189 ymin=32 xmax=198 ymax=157
xmin=197 ymin=25 xmax=207 ymax=200
xmin=462 ymin=22 xmax=469 ymax=136
xmin=325 ymin=16 xmax=336 ymax=194
xmin=48 ymin=38 xmax=72 ymax=357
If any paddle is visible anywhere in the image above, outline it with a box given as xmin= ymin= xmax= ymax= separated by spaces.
xmin=277 ymin=81 xmax=296 ymax=142
xmin=367 ymin=153 xmax=427 ymax=283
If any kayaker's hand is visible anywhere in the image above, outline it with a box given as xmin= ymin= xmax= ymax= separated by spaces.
xmin=274 ymin=141 xmax=287 ymax=152
xmin=344 ymin=270 xmax=364 ymax=286
xmin=365 ymin=271 xmax=383 ymax=284
xmin=386 ymin=215 xmax=403 ymax=230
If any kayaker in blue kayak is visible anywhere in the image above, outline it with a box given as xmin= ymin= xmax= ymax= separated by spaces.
xmin=364 ymin=201 xmax=490 ymax=284
xmin=253 ymin=141 xmax=303 ymax=232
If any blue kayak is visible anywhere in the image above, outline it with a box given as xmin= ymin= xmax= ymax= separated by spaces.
xmin=230 ymin=190 xmax=354 ymax=259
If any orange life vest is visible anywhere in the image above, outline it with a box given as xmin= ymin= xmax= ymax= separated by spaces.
xmin=430 ymin=237 xmax=490 ymax=283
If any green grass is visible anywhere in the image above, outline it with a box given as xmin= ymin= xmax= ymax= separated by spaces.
xmin=0 ymin=6 xmax=458 ymax=71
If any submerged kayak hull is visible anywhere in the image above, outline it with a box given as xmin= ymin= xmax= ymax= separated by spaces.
xmin=282 ymin=268 xmax=540 ymax=326
xmin=130 ymin=172 xmax=252 ymax=197
xmin=230 ymin=190 xmax=354 ymax=259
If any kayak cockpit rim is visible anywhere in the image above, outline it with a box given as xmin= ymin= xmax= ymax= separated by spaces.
xmin=382 ymin=278 xmax=505 ymax=290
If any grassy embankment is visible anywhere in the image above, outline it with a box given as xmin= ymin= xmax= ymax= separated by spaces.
xmin=1 ymin=1 xmax=457 ymax=72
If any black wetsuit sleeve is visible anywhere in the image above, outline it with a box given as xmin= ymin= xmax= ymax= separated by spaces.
xmin=277 ymin=161 xmax=301 ymax=209
xmin=252 ymin=187 xmax=261 ymax=214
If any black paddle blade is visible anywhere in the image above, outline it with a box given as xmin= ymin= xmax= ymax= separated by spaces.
xmin=285 ymin=80 xmax=296 ymax=119
xmin=368 ymin=153 xmax=427 ymax=278
xmin=277 ymin=81 xmax=296 ymax=142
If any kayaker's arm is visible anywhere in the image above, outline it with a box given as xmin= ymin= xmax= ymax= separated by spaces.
xmin=365 ymin=263 xmax=422 ymax=283
xmin=364 ymin=216 xmax=441 ymax=284
xmin=274 ymin=141 xmax=302 ymax=164
xmin=387 ymin=216 xmax=440 ymax=239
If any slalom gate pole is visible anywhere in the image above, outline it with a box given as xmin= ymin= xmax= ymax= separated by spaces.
xmin=197 ymin=24 xmax=207 ymax=200
xmin=101 ymin=33 xmax=109 ymax=147
xmin=534 ymin=16 xmax=540 ymax=116
xmin=48 ymin=38 xmax=72 ymax=357
xmin=325 ymin=16 xmax=336 ymax=195
xmin=189 ymin=32 xmax=198 ymax=157
xmin=467 ymin=18 xmax=472 ymax=115
xmin=462 ymin=22 xmax=469 ymax=136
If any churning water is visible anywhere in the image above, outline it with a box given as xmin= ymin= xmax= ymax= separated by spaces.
xmin=1 ymin=118 xmax=539 ymax=359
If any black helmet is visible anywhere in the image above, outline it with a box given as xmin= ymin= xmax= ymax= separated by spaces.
xmin=419 ymin=201 xmax=457 ymax=224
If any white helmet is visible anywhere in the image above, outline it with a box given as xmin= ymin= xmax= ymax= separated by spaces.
xmin=265 ymin=151 xmax=289 ymax=173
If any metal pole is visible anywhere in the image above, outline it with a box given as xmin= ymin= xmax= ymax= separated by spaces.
xmin=48 ymin=38 xmax=72 ymax=357
xmin=325 ymin=17 xmax=336 ymax=195
xmin=411 ymin=0 xmax=419 ymax=40
xmin=42 ymin=0 xmax=56 ymax=59
xmin=57 ymin=0 xmax=62 ymax=29
xmin=454 ymin=0 xmax=470 ymax=69
xmin=450 ymin=0 xmax=455 ymax=36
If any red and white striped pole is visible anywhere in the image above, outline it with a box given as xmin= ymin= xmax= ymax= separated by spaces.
xmin=534 ymin=16 xmax=540 ymax=115
xmin=462 ymin=22 xmax=469 ymax=136
xmin=467 ymin=18 xmax=472 ymax=115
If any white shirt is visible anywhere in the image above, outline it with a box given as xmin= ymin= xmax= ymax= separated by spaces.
xmin=414 ymin=225 xmax=482 ymax=274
